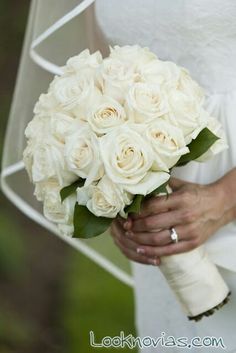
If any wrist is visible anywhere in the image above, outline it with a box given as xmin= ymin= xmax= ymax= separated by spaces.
xmin=210 ymin=177 xmax=236 ymax=225
xmin=207 ymin=182 xmax=227 ymax=220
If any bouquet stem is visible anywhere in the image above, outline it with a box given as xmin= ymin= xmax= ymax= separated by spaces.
xmin=159 ymin=246 xmax=230 ymax=321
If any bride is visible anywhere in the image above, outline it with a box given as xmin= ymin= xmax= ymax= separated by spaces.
xmin=95 ymin=0 xmax=236 ymax=352
xmin=1 ymin=0 xmax=236 ymax=352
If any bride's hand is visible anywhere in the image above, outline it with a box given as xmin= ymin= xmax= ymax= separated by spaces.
xmin=126 ymin=178 xmax=226 ymax=258
xmin=111 ymin=217 xmax=161 ymax=266
xmin=111 ymin=176 xmax=236 ymax=265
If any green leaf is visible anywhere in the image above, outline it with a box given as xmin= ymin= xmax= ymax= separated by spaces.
xmin=125 ymin=194 xmax=144 ymax=215
xmin=177 ymin=128 xmax=219 ymax=167
xmin=60 ymin=179 xmax=85 ymax=202
xmin=147 ymin=181 xmax=169 ymax=197
xmin=73 ymin=203 xmax=112 ymax=238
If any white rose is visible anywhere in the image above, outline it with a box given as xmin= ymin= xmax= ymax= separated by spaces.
xmin=196 ymin=117 xmax=228 ymax=162
xmin=87 ymin=96 xmax=127 ymax=135
xmin=125 ymin=83 xmax=169 ymax=123
xmin=168 ymin=90 xmax=208 ymax=144
xmin=33 ymin=92 xmax=59 ymax=115
xmin=58 ymin=224 xmax=74 ymax=237
xmin=64 ymin=49 xmax=102 ymax=73
xmin=109 ymin=45 xmax=157 ymax=66
xmin=49 ymin=112 xmax=76 ymax=143
xmin=99 ymin=125 xmax=170 ymax=195
xmin=64 ymin=125 xmax=103 ymax=185
xmin=177 ymin=68 xmax=205 ymax=104
xmin=140 ymin=60 xmax=180 ymax=89
xmin=34 ymin=177 xmax=59 ymax=201
xmin=99 ymin=57 xmax=136 ymax=103
xmin=77 ymin=175 xmax=132 ymax=218
xmin=50 ymin=74 xmax=101 ymax=119
xmin=43 ymin=185 xmax=76 ymax=225
xmin=145 ymin=120 xmax=189 ymax=170
xmin=23 ymin=138 xmax=76 ymax=185
xmin=25 ymin=115 xmax=49 ymax=140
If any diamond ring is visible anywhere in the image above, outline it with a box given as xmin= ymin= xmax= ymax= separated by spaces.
xmin=170 ymin=227 xmax=179 ymax=243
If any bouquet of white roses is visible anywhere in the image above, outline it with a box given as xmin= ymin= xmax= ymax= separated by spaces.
xmin=23 ymin=45 xmax=229 ymax=320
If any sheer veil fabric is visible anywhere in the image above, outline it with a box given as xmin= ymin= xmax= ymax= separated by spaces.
xmin=0 ymin=0 xmax=132 ymax=286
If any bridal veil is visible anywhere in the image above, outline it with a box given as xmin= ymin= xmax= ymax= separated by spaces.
xmin=1 ymin=0 xmax=133 ymax=287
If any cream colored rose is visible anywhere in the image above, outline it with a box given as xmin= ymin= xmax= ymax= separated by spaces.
xmin=109 ymin=45 xmax=157 ymax=66
xmin=58 ymin=224 xmax=74 ymax=237
xmin=64 ymin=49 xmax=102 ymax=73
xmin=33 ymin=92 xmax=59 ymax=115
xmin=77 ymin=175 xmax=132 ymax=218
xmin=145 ymin=120 xmax=189 ymax=170
xmin=177 ymin=68 xmax=205 ymax=104
xmin=87 ymin=96 xmax=127 ymax=135
xmin=99 ymin=125 xmax=170 ymax=195
xmin=140 ymin=60 xmax=180 ymax=89
xmin=25 ymin=115 xmax=49 ymax=140
xmin=50 ymin=74 xmax=101 ymax=119
xmin=168 ymin=90 xmax=208 ymax=144
xmin=99 ymin=57 xmax=136 ymax=103
xmin=196 ymin=117 xmax=228 ymax=162
xmin=64 ymin=125 xmax=103 ymax=185
xmin=43 ymin=185 xmax=76 ymax=224
xmin=125 ymin=83 xmax=169 ymax=123
xmin=23 ymin=138 xmax=76 ymax=185
xmin=34 ymin=177 xmax=59 ymax=202
xmin=49 ymin=112 xmax=76 ymax=143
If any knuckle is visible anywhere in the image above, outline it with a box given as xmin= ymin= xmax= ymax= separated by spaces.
xmin=143 ymin=217 xmax=154 ymax=229
xmin=180 ymin=191 xmax=192 ymax=206
xmin=144 ymin=247 xmax=155 ymax=257
xmin=188 ymin=224 xmax=198 ymax=239
xmin=182 ymin=210 xmax=196 ymax=223
xmin=152 ymin=234 xmax=161 ymax=245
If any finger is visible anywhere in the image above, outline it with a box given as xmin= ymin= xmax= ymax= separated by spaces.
xmin=132 ymin=209 xmax=188 ymax=232
xmin=111 ymin=222 xmax=161 ymax=265
xmin=131 ymin=229 xmax=173 ymax=246
xmin=123 ymin=218 xmax=133 ymax=230
xmin=112 ymin=220 xmax=159 ymax=252
xmin=114 ymin=216 xmax=133 ymax=230
xmin=136 ymin=193 xmax=182 ymax=219
xmin=136 ymin=239 xmax=197 ymax=258
xmin=112 ymin=221 xmax=141 ymax=251
xmin=132 ymin=224 xmax=195 ymax=246
xmin=114 ymin=235 xmax=161 ymax=266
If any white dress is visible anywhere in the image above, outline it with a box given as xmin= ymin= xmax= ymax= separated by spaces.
xmin=95 ymin=1 xmax=236 ymax=352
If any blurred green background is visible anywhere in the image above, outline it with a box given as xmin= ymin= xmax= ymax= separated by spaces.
xmin=0 ymin=1 xmax=137 ymax=352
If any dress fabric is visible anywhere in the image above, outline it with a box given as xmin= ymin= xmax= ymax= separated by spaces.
xmin=95 ymin=0 xmax=236 ymax=351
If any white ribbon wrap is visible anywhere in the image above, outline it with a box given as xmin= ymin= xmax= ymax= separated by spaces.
xmin=157 ymin=186 xmax=230 ymax=318
xmin=160 ymin=246 xmax=229 ymax=317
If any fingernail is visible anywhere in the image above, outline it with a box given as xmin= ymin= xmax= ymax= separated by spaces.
xmin=148 ymin=258 xmax=158 ymax=266
xmin=137 ymin=248 xmax=145 ymax=255
xmin=123 ymin=221 xmax=130 ymax=230
xmin=125 ymin=231 xmax=133 ymax=237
